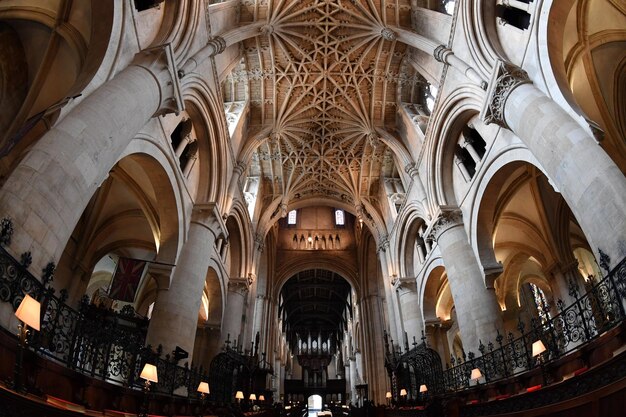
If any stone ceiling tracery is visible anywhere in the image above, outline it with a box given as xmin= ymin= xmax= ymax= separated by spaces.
xmin=238 ymin=0 xmax=418 ymax=208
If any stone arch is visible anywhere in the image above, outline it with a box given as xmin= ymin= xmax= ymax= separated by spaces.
xmin=394 ymin=204 xmax=428 ymax=278
xmin=539 ymin=0 xmax=626 ymax=170
xmin=54 ymin=149 xmax=181 ymax=306
xmin=0 ymin=0 xmax=117 ymax=167
xmin=425 ymin=85 xmax=484 ymax=212
xmin=225 ymin=202 xmax=252 ymax=280
xmin=181 ymin=75 xmax=230 ymax=205
xmin=273 ymin=255 xmax=360 ymax=301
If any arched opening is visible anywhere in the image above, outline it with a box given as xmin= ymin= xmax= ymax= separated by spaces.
xmin=476 ymin=162 xmax=598 ymax=335
xmin=54 ymin=152 xmax=180 ymax=310
xmin=280 ymin=269 xmax=352 ymax=403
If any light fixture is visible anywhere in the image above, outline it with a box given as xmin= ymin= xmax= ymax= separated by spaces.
xmin=13 ymin=294 xmax=41 ymax=392
xmin=419 ymin=384 xmax=428 ymax=393
xmin=236 ymin=391 xmax=244 ymax=401
xmin=139 ymin=363 xmax=158 ymax=417
xmin=140 ymin=363 xmax=158 ymax=387
xmin=532 ymin=340 xmax=546 ymax=357
xmin=197 ymin=381 xmax=210 ymax=400
xmin=15 ymin=294 xmax=41 ymax=333
xmin=470 ymin=368 xmax=482 ymax=381
xmin=249 ymin=393 xmax=257 ymax=401
xmin=400 ymin=388 xmax=407 ymax=397
xmin=385 ymin=392 xmax=392 ymax=399
xmin=259 ymin=395 xmax=265 ymax=402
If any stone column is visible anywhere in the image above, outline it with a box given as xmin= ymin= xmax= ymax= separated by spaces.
xmin=0 ymin=44 xmax=183 ymax=274
xmin=482 ymin=60 xmax=626 ymax=268
xmin=146 ymin=204 xmax=226 ymax=363
xmin=395 ymin=279 xmax=423 ymax=346
xmin=349 ymin=356 xmax=357 ymax=402
xmin=220 ymin=277 xmax=250 ymax=347
xmin=429 ymin=209 xmax=503 ymax=354
xmin=360 ymin=294 xmax=387 ymax=404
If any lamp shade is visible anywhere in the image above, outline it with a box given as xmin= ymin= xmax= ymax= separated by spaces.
xmin=197 ymin=381 xmax=210 ymax=394
xmin=399 ymin=389 xmax=407 ymax=396
xmin=532 ymin=340 xmax=546 ymax=357
xmin=249 ymin=393 xmax=257 ymax=401
xmin=419 ymin=384 xmax=428 ymax=393
xmin=259 ymin=395 xmax=265 ymax=401
xmin=140 ymin=363 xmax=158 ymax=383
xmin=15 ymin=294 xmax=41 ymax=331
xmin=385 ymin=392 xmax=392 ymax=399
xmin=470 ymin=368 xmax=482 ymax=381
xmin=235 ymin=391 xmax=244 ymax=400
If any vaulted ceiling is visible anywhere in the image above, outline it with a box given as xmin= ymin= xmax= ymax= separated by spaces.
xmin=236 ymin=0 xmax=421 ymax=209
xmin=279 ymin=269 xmax=352 ymax=352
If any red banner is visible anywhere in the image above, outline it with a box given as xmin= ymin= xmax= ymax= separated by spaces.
xmin=109 ymin=257 xmax=146 ymax=302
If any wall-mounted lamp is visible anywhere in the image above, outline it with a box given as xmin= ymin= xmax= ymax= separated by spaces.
xmin=419 ymin=384 xmax=428 ymax=393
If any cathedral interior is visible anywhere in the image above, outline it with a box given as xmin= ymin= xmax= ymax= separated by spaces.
xmin=0 ymin=0 xmax=625 ymax=416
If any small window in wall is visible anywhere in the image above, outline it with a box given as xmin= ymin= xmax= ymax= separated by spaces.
xmin=147 ymin=302 xmax=155 ymax=320
xmin=528 ymin=283 xmax=551 ymax=324
xmin=134 ymin=0 xmax=164 ymax=12
xmin=287 ymin=210 xmax=297 ymax=225
xmin=441 ymin=0 xmax=456 ymax=15
xmin=335 ymin=209 xmax=345 ymax=226
xmin=424 ymin=84 xmax=438 ymax=114
xmin=496 ymin=4 xmax=531 ymax=30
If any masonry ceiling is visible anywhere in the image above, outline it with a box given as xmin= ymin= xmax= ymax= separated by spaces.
xmin=238 ymin=0 xmax=419 ymax=208
xmin=280 ymin=269 xmax=352 ymax=350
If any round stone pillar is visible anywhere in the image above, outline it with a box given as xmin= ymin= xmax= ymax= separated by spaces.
xmin=146 ymin=204 xmax=226 ymax=363
xmin=482 ymin=60 xmax=626 ymax=268
xmin=430 ymin=209 xmax=503 ymax=354
xmin=220 ymin=278 xmax=250 ymax=347
xmin=0 ymin=44 xmax=184 ymax=274
xmin=395 ymin=279 xmax=423 ymax=346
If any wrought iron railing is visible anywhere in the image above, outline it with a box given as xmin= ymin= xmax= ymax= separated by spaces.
xmin=0 ymin=218 xmax=209 ymax=398
xmin=385 ymin=251 xmax=626 ymax=395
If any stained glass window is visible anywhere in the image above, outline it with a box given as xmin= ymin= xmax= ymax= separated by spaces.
xmin=335 ymin=209 xmax=345 ymax=226
xmin=288 ymin=209 xmax=297 ymax=225
xmin=529 ymin=283 xmax=551 ymax=324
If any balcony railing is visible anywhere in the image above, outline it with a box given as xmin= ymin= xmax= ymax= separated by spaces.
xmin=385 ymin=250 xmax=626 ymax=396
xmin=0 ymin=217 xmax=208 ymax=397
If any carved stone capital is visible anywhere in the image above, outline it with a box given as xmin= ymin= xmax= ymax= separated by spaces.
xmin=395 ymin=277 xmax=417 ymax=294
xmin=228 ymin=278 xmax=250 ymax=296
xmin=146 ymin=262 xmax=174 ymax=290
xmin=428 ymin=209 xmax=463 ymax=242
xmin=192 ymin=203 xmax=228 ymax=241
xmin=481 ymin=60 xmax=531 ymax=129
xmin=483 ymin=262 xmax=504 ymax=289
xmin=133 ymin=43 xmax=184 ymax=117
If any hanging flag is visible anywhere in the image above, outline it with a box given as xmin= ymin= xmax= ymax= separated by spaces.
xmin=108 ymin=257 xmax=147 ymax=302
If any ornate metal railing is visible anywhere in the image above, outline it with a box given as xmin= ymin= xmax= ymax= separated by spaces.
xmin=386 ymin=251 xmax=626 ymax=395
xmin=0 ymin=218 xmax=209 ymax=397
